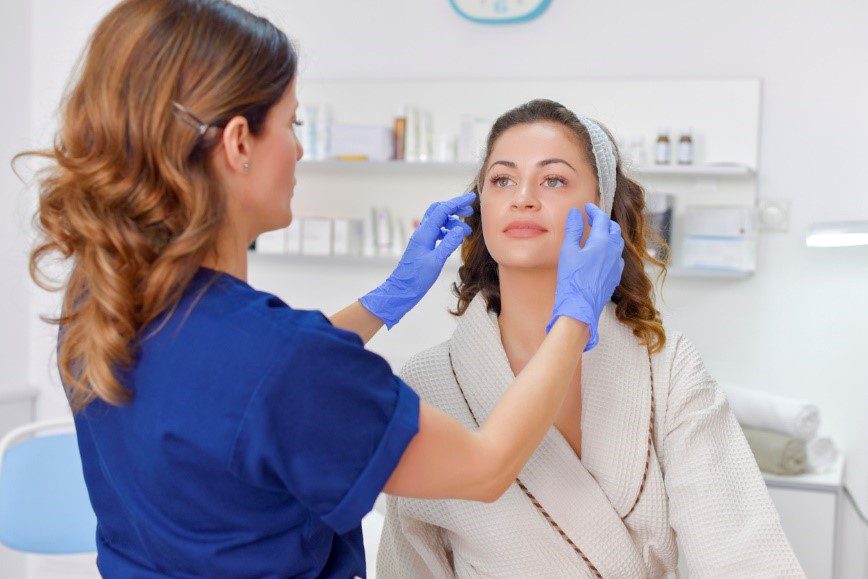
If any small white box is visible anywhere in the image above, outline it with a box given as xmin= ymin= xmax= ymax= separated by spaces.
xmin=683 ymin=206 xmax=755 ymax=238
xmin=255 ymin=228 xmax=286 ymax=254
xmin=682 ymin=236 xmax=756 ymax=271
xmin=328 ymin=124 xmax=394 ymax=161
xmin=302 ymin=217 xmax=332 ymax=256
xmin=333 ymin=219 xmax=365 ymax=256
xmin=286 ymin=220 xmax=301 ymax=254
xmin=333 ymin=219 xmax=350 ymax=256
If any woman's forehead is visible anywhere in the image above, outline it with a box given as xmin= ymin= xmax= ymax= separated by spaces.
xmin=488 ymin=122 xmax=587 ymax=169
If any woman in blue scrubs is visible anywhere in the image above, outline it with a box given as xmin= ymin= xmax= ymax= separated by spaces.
xmin=24 ymin=1 xmax=624 ymax=577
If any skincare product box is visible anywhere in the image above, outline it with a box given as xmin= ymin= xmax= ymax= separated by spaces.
xmin=458 ymin=115 xmax=492 ymax=163
xmin=333 ymin=218 xmax=365 ymax=256
xmin=371 ymin=207 xmax=393 ymax=255
xmin=301 ymin=217 xmax=332 ymax=256
xmin=286 ymin=220 xmax=301 ymax=254
xmin=329 ymin=124 xmax=394 ymax=162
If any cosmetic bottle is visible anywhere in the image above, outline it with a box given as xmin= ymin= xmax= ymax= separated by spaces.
xmin=677 ymin=129 xmax=694 ymax=165
xmin=393 ymin=114 xmax=406 ymax=161
xmin=655 ymin=128 xmax=671 ymax=165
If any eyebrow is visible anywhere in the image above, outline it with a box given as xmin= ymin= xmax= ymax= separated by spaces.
xmin=486 ymin=158 xmax=577 ymax=174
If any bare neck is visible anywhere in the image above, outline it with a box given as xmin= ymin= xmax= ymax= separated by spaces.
xmin=497 ymin=266 xmax=557 ymax=375
xmin=201 ymin=221 xmax=250 ymax=282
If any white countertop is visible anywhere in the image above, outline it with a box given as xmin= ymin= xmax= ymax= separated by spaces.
xmin=762 ymin=457 xmax=845 ymax=491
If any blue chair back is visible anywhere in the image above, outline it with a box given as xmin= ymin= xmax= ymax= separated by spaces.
xmin=0 ymin=431 xmax=97 ymax=553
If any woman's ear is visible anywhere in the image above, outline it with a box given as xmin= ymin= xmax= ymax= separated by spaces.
xmin=219 ymin=115 xmax=252 ymax=174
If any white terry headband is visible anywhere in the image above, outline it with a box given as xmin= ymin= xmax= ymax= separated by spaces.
xmin=577 ymin=118 xmax=617 ymax=216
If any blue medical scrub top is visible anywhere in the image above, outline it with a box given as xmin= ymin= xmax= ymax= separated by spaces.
xmin=72 ymin=268 xmax=420 ymax=578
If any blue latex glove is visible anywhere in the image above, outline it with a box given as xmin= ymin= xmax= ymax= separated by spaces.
xmin=546 ymin=203 xmax=625 ymax=351
xmin=360 ymin=192 xmax=476 ymax=328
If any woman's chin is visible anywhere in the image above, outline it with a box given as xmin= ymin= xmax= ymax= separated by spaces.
xmin=492 ymin=253 xmax=559 ymax=271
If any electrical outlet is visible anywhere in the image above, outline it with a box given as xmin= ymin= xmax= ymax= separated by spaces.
xmin=758 ymin=199 xmax=791 ymax=233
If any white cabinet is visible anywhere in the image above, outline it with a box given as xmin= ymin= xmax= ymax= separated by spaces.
xmin=768 ymin=486 xmax=838 ymax=578
xmin=763 ymin=460 xmax=846 ymax=579
xmin=671 ymin=460 xmax=848 ymax=579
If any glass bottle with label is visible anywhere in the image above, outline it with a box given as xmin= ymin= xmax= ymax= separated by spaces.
xmin=655 ymin=128 xmax=671 ymax=165
xmin=678 ymin=129 xmax=694 ymax=165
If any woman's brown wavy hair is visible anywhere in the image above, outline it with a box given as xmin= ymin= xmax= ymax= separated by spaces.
xmin=453 ymin=99 xmax=668 ymax=353
xmin=17 ymin=0 xmax=297 ymax=411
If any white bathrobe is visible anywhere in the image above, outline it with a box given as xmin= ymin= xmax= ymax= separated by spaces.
xmin=377 ymin=295 xmax=803 ymax=578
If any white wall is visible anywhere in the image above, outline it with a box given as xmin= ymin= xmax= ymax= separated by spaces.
xmin=0 ymin=0 xmax=32 ymax=398
xmin=21 ymin=0 xmax=867 ymax=549
xmin=1 ymin=1 xmax=32 ymax=574
xmin=250 ymin=0 xmax=868 ymax=511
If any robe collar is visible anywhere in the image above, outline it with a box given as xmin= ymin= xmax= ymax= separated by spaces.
xmin=447 ymin=294 xmax=653 ymax=575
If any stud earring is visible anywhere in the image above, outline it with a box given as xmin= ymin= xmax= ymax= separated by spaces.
xmin=243 ymin=162 xmax=250 ymax=173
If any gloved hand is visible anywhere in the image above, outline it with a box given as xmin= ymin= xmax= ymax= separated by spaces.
xmin=359 ymin=192 xmax=476 ymax=328
xmin=546 ymin=203 xmax=625 ymax=351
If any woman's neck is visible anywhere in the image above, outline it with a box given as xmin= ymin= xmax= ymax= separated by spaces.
xmin=497 ymin=266 xmax=557 ymax=375
xmin=201 ymin=221 xmax=250 ymax=282
xmin=497 ymin=265 xmax=584 ymax=460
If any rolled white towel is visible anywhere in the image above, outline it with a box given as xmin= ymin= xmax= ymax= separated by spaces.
xmin=807 ymin=437 xmax=839 ymax=472
xmin=722 ymin=383 xmax=820 ymax=441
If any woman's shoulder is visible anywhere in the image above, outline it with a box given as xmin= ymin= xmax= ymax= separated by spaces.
xmin=650 ymin=329 xmax=708 ymax=384
xmin=649 ymin=329 xmax=724 ymax=426
xmin=398 ymin=341 xmax=463 ymax=411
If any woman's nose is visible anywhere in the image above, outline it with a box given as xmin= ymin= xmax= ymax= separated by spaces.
xmin=511 ymin=185 xmax=540 ymax=210
xmin=295 ymin=133 xmax=304 ymax=161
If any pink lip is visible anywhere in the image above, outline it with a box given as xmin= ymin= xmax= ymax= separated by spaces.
xmin=503 ymin=220 xmax=548 ymax=238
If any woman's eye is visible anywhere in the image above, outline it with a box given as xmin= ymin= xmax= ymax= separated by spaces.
xmin=292 ymin=119 xmax=304 ymax=128
xmin=492 ymin=176 xmax=515 ymax=187
xmin=543 ymin=177 xmax=566 ymax=188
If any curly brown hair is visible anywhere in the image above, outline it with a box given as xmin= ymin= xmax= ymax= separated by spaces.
xmin=17 ymin=0 xmax=297 ymax=411
xmin=452 ymin=99 xmax=668 ymax=353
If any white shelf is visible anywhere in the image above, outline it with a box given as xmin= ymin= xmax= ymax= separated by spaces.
xmin=252 ymin=251 xmax=755 ymax=279
xmin=297 ymin=160 xmax=475 ymax=173
xmin=297 ymin=160 xmax=755 ymax=178
xmin=250 ymin=251 xmax=461 ymax=269
xmin=665 ymin=266 xmax=754 ymax=280
xmin=630 ymin=164 xmax=755 ymax=177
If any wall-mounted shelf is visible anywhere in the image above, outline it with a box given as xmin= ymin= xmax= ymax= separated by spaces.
xmin=279 ymin=79 xmax=763 ymax=283
xmin=297 ymin=160 xmax=755 ymax=178
xmin=250 ymin=251 xmax=460 ymax=269
xmin=664 ymin=266 xmax=754 ymax=280
xmin=251 ymin=251 xmax=752 ymax=280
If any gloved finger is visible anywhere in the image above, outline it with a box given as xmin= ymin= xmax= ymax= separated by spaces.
xmin=609 ymin=220 xmax=625 ymax=253
xmin=612 ymin=256 xmax=625 ymax=284
xmin=427 ymin=192 xmax=476 ymax=226
xmin=415 ymin=204 xmax=449 ymax=248
xmin=584 ymin=203 xmax=612 ymax=248
xmin=453 ymin=204 xmax=474 ymax=218
xmin=433 ymin=221 xmax=470 ymax=261
xmin=437 ymin=216 xmax=470 ymax=241
xmin=439 ymin=192 xmax=477 ymax=216
xmin=563 ymin=207 xmax=584 ymax=244
xmin=447 ymin=218 xmax=472 ymax=238
xmin=416 ymin=193 xmax=476 ymax=247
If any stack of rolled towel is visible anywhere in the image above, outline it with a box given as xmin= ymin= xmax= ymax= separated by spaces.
xmin=722 ymin=384 xmax=839 ymax=476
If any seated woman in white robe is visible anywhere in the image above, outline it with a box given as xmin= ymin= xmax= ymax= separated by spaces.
xmin=377 ymin=99 xmax=803 ymax=578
